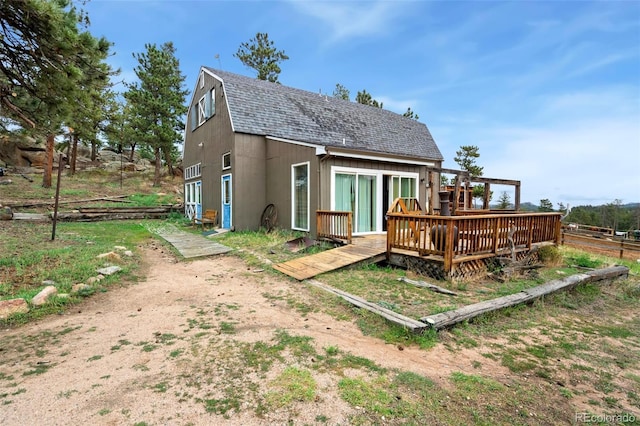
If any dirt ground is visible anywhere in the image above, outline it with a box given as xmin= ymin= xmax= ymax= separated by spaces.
xmin=0 ymin=242 xmax=503 ymax=426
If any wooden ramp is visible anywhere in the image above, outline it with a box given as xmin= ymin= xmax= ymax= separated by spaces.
xmin=274 ymin=235 xmax=387 ymax=280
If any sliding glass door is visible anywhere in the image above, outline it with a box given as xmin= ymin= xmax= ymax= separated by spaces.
xmin=335 ymin=172 xmax=377 ymax=233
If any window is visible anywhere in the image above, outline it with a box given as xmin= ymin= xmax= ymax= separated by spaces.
xmin=184 ymin=163 xmax=201 ymax=180
xmin=222 ymin=152 xmax=231 ymax=170
xmin=197 ymin=96 xmax=206 ymax=126
xmin=292 ymin=162 xmax=309 ymax=231
xmin=195 ymin=89 xmax=215 ymax=128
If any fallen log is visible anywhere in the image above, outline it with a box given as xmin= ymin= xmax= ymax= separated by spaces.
xmin=421 ymin=265 xmax=629 ymax=330
xmin=53 ymin=211 xmax=172 ymax=222
xmin=78 ymin=206 xmax=177 ymax=214
xmin=306 ymin=279 xmax=427 ymax=332
xmin=397 ymin=277 xmax=458 ymax=296
xmin=8 ymin=195 xmax=129 ymax=208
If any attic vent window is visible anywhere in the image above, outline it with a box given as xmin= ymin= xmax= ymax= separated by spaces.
xmin=222 ymin=152 xmax=231 ymax=170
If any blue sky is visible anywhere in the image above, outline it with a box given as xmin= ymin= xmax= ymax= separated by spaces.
xmin=83 ymin=0 xmax=640 ymax=207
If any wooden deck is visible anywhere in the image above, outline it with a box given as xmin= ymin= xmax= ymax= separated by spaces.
xmin=273 ymin=235 xmax=387 ymax=280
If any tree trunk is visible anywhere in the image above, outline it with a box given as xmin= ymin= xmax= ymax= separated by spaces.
xmin=91 ymin=141 xmax=97 ymax=161
xmin=42 ymin=133 xmax=54 ymax=188
xmin=153 ymin=147 xmax=161 ymax=187
xmin=70 ymin=134 xmax=78 ymax=175
xmin=163 ymin=147 xmax=174 ymax=179
xmin=128 ymin=142 xmax=136 ymax=162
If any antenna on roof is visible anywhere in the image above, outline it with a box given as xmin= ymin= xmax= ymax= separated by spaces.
xmin=215 ymin=53 xmax=222 ymax=69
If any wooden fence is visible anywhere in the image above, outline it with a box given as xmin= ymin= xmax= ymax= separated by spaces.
xmin=316 ymin=210 xmax=352 ymax=244
xmin=562 ymin=232 xmax=640 ymax=260
xmin=387 ymin=212 xmax=562 ymax=274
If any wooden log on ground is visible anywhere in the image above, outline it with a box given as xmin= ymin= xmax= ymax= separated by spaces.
xmin=306 ymin=279 xmax=428 ymax=332
xmin=78 ymin=206 xmax=176 ymax=214
xmin=8 ymin=195 xmax=129 ymax=208
xmin=397 ymin=277 xmax=458 ymax=296
xmin=421 ymin=265 xmax=629 ymax=330
xmin=53 ymin=212 xmax=172 ymax=222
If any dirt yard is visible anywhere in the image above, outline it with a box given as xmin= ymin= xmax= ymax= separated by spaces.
xmin=0 ymin=242 xmax=502 ymax=426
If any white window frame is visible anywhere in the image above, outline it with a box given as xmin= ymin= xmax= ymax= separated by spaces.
xmin=199 ymin=70 xmax=204 ymax=88
xmin=330 ymin=166 xmax=419 ymax=234
xmin=209 ymin=88 xmax=215 ymax=118
xmin=291 ymin=161 xmax=310 ymax=232
xmin=184 ymin=163 xmax=202 ymax=180
xmin=197 ymin=96 xmax=206 ymax=126
xmin=222 ymin=152 xmax=231 ymax=170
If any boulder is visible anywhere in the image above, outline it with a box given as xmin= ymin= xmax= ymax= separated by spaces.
xmin=0 ymin=298 xmax=29 ymax=319
xmin=0 ymin=206 xmax=13 ymax=220
xmin=31 ymin=286 xmax=58 ymax=306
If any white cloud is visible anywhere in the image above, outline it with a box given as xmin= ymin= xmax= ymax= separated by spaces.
xmin=288 ymin=0 xmax=409 ymax=43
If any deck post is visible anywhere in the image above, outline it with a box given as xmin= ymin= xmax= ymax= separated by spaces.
xmin=554 ymin=215 xmax=562 ymax=246
xmin=492 ymin=216 xmax=501 ymax=254
xmin=443 ymin=217 xmax=455 ymax=275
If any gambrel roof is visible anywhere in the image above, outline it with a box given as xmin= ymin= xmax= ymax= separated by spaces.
xmin=203 ymin=68 xmax=443 ymax=161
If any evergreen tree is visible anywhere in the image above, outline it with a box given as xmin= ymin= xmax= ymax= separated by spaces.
xmin=355 ymin=89 xmax=383 ymax=108
xmin=234 ymin=32 xmax=289 ymax=83
xmin=125 ymin=42 xmax=188 ymax=186
xmin=0 ymin=0 xmax=114 ymax=187
xmin=454 ymin=145 xmax=483 ymax=177
xmin=403 ymin=107 xmax=419 ymax=120
xmin=333 ymin=83 xmax=350 ymax=100
xmin=497 ymin=191 xmax=511 ymax=209
xmin=538 ymin=199 xmax=554 ymax=212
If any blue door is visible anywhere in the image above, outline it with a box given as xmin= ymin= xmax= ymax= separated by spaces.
xmin=221 ymin=174 xmax=232 ymax=229
xmin=195 ymin=181 xmax=202 ymax=220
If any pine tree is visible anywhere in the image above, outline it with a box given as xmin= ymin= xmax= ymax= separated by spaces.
xmin=125 ymin=42 xmax=188 ymax=186
xmin=234 ymin=32 xmax=289 ymax=83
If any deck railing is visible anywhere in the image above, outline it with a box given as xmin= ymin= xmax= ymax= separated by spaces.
xmin=317 ymin=210 xmax=353 ymax=244
xmin=386 ymin=212 xmax=562 ymax=273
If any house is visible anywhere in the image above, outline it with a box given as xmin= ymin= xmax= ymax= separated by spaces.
xmin=182 ymin=68 xmax=444 ymax=237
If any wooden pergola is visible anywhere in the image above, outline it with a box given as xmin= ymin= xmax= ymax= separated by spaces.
xmin=427 ymin=167 xmax=521 ymax=215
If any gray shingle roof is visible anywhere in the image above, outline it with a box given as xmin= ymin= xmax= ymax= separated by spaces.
xmin=205 ymin=68 xmax=443 ymax=161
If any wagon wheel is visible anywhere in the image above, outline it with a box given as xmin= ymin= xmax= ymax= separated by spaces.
xmin=261 ymin=204 xmax=278 ymax=232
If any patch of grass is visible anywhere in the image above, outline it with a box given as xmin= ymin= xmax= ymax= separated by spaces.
xmin=98 ymin=408 xmax=110 ymax=416
xmin=22 ymin=363 xmax=53 ymax=376
xmin=152 ymin=382 xmax=168 ymax=393
xmin=87 ymin=355 xmax=103 ymax=362
xmin=0 ymin=220 xmax=150 ymax=326
xmin=265 ymin=367 xmax=316 ymax=408
xmin=219 ymin=321 xmax=237 ymax=334
xmin=338 ymin=377 xmax=394 ymax=415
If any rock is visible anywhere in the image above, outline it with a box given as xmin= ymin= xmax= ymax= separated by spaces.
xmin=42 ymin=280 xmax=56 ymax=286
xmin=0 ymin=298 xmax=29 ymax=319
xmin=31 ymin=286 xmax=58 ymax=306
xmin=123 ymin=250 xmax=133 ymax=257
xmin=0 ymin=179 xmax=12 ymax=185
xmin=86 ymin=277 xmax=99 ymax=285
xmin=114 ymin=246 xmax=127 ymax=251
xmin=0 ymin=206 xmax=13 ymax=220
xmin=72 ymin=283 xmax=91 ymax=292
xmin=97 ymin=251 xmax=121 ymax=261
xmin=97 ymin=266 xmax=122 ymax=276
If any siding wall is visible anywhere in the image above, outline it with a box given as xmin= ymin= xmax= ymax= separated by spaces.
xmin=183 ymin=73 xmax=233 ymax=218
xmin=265 ymin=140 xmax=318 ymax=235
xmin=233 ymin=133 xmax=267 ymax=230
